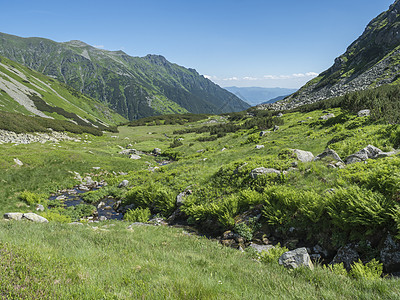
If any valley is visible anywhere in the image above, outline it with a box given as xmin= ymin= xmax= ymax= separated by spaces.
xmin=2 ymin=0 xmax=400 ymax=299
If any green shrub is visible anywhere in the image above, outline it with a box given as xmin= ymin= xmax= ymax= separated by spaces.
xmin=326 ymin=186 xmax=389 ymax=231
xmin=348 ymin=259 xmax=383 ymax=280
xmin=82 ymin=187 xmax=122 ymax=204
xmin=19 ymin=191 xmax=47 ymax=206
xmin=123 ymin=184 xmax=175 ymax=216
xmin=259 ymin=243 xmax=289 ymax=264
xmin=40 ymin=211 xmax=72 ymax=223
xmin=262 ymin=186 xmax=324 ymax=226
xmin=64 ymin=204 xmax=96 ymax=221
xmin=234 ymin=217 xmax=260 ymax=241
xmin=323 ymin=263 xmax=348 ymax=277
xmin=124 ymin=207 xmax=151 ymax=223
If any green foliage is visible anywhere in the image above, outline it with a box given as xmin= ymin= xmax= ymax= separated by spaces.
xmin=40 ymin=210 xmax=72 ymax=223
xmin=324 ymin=263 xmax=348 ymax=277
xmin=339 ymin=158 xmax=400 ymax=198
xmin=348 ymin=259 xmax=383 ymax=280
xmin=262 ymin=186 xmax=325 ymax=226
xmin=123 ymin=184 xmax=175 ymax=216
xmin=126 ymin=114 xmax=210 ymax=126
xmin=82 ymin=186 xmax=123 ymax=204
xmin=326 ymin=186 xmax=389 ymax=231
xmin=124 ymin=207 xmax=151 ymax=223
xmin=259 ymin=243 xmax=289 ymax=264
xmin=64 ymin=204 xmax=96 ymax=221
xmin=169 ymin=138 xmax=183 ymax=148
xmin=293 ymin=84 xmax=400 ymax=124
xmin=0 ymin=111 xmax=104 ymax=136
xmin=19 ymin=190 xmax=47 ymax=206
xmin=233 ymin=217 xmax=261 ymax=241
xmin=161 ymin=149 xmax=182 ymax=161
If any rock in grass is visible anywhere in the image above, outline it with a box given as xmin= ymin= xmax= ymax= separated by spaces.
xmin=278 ymin=248 xmax=314 ymax=270
xmin=291 ymin=149 xmax=314 ymax=162
xmin=129 ymin=154 xmax=141 ymax=160
xmin=330 ymin=244 xmax=359 ymax=270
xmin=13 ymin=158 xmax=23 ymax=166
xmin=118 ymin=180 xmax=129 ymax=188
xmin=255 ymin=145 xmax=265 ymax=150
xmin=249 ymin=168 xmax=281 ymax=179
xmin=314 ymin=148 xmax=343 ymax=163
xmin=249 ymin=243 xmax=274 ymax=253
xmin=380 ymin=234 xmax=400 ymax=273
xmin=319 ymin=113 xmax=335 ymax=120
xmin=345 ymin=145 xmax=384 ymax=164
xmin=22 ymin=213 xmax=49 ymax=223
xmin=4 ymin=212 xmax=23 ymax=220
xmin=357 ymin=109 xmax=370 ymax=117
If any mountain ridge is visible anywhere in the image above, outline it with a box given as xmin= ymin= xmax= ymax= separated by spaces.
xmin=267 ymin=0 xmax=400 ymax=110
xmin=0 ymin=32 xmax=249 ymax=119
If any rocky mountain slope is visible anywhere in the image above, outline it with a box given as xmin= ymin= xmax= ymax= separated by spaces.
xmin=0 ymin=33 xmax=249 ymax=119
xmin=0 ymin=55 xmax=125 ymax=128
xmin=269 ymin=0 xmax=400 ymax=110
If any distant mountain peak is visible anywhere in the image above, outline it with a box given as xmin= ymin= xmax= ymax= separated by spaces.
xmin=0 ymin=32 xmax=249 ymax=119
xmin=64 ymin=40 xmax=90 ymax=47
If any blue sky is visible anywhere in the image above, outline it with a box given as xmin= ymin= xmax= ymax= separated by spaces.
xmin=1 ymin=0 xmax=394 ymax=88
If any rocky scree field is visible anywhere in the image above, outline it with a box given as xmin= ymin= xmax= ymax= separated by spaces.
xmin=1 ymin=99 xmax=400 ymax=298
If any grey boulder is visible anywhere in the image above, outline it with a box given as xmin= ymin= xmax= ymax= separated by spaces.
xmin=278 ymin=247 xmax=314 ymax=270
xmin=22 ymin=213 xmax=49 ymax=223
xmin=4 ymin=212 xmax=23 ymax=220
xmin=291 ymin=149 xmax=314 ymax=162
xmin=330 ymin=244 xmax=359 ymax=270
xmin=250 ymin=168 xmax=281 ymax=179
xmin=380 ymin=234 xmax=400 ymax=273
xmin=314 ymin=148 xmax=343 ymax=163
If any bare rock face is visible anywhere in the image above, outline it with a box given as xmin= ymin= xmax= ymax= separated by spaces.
xmin=22 ymin=213 xmax=49 ymax=223
xmin=278 ymin=248 xmax=314 ymax=270
xmin=263 ymin=1 xmax=400 ymax=111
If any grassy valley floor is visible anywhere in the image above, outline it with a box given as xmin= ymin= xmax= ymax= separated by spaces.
xmin=1 ymin=108 xmax=400 ymax=298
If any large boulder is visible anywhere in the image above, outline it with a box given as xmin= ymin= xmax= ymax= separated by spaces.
xmin=314 ymin=148 xmax=343 ymax=163
xmin=345 ymin=145 xmax=384 ymax=164
xmin=22 ymin=213 xmax=49 ymax=223
xmin=250 ymin=168 xmax=281 ymax=179
xmin=4 ymin=212 xmax=23 ymax=220
xmin=278 ymin=248 xmax=314 ymax=270
xmin=291 ymin=149 xmax=314 ymax=162
xmin=380 ymin=234 xmax=400 ymax=273
xmin=330 ymin=244 xmax=359 ymax=270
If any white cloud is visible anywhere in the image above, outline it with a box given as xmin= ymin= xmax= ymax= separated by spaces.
xmin=243 ymin=76 xmax=258 ymax=81
xmin=223 ymin=77 xmax=239 ymax=81
xmin=306 ymin=72 xmax=319 ymax=77
xmin=94 ymin=45 xmax=105 ymax=49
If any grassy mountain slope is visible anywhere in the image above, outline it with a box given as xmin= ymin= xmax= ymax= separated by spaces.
xmin=0 ymin=55 xmax=126 ymax=129
xmin=272 ymin=0 xmax=400 ymax=110
xmin=0 ymin=33 xmax=250 ymax=119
